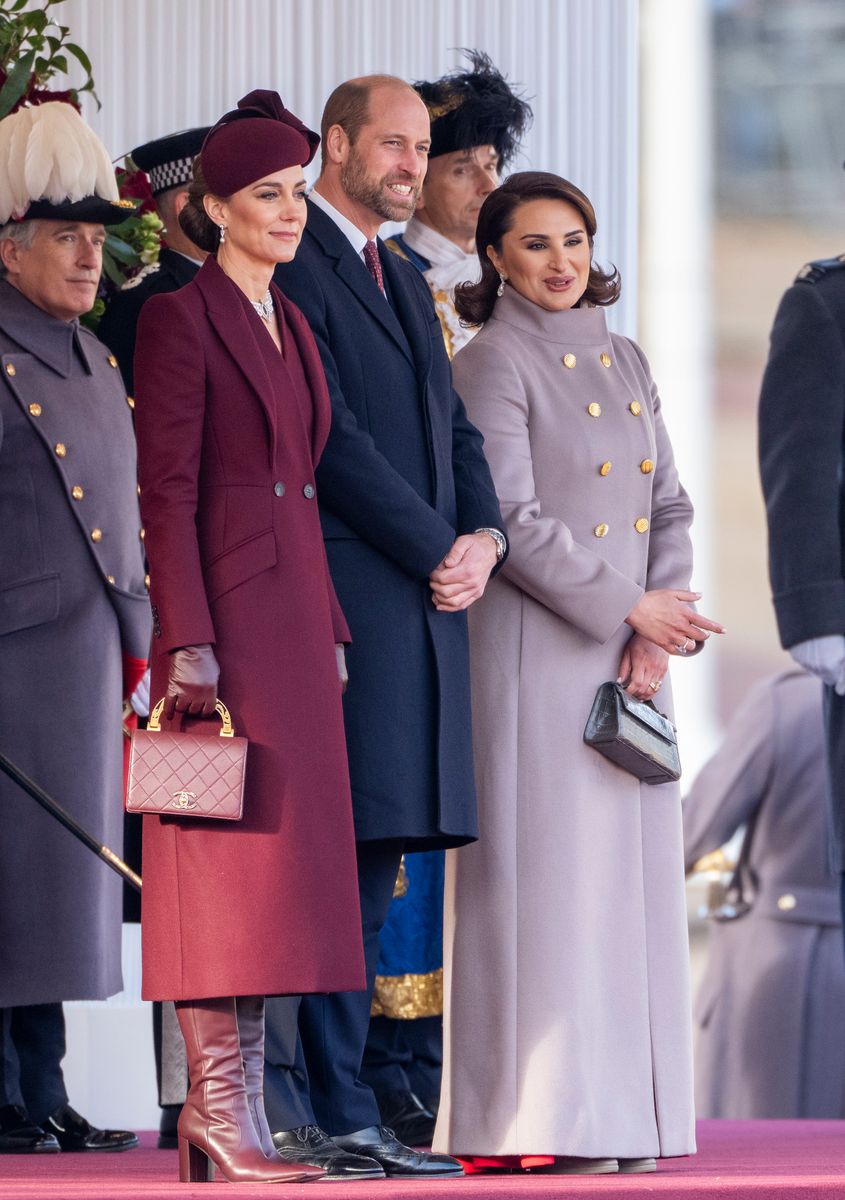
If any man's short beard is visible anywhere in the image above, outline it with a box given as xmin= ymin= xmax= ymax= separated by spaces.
xmin=341 ymin=148 xmax=418 ymax=223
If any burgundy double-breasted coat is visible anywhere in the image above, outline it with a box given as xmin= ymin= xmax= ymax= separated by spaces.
xmin=133 ymin=256 xmax=365 ymax=1001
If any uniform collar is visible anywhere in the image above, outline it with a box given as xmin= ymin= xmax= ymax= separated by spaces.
xmin=0 ymin=278 xmax=94 ymax=377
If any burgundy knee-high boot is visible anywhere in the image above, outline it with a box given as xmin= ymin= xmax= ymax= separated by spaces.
xmin=175 ymin=997 xmax=323 ymax=1184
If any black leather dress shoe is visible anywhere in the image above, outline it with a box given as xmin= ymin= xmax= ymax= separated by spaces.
xmin=0 ymin=1105 xmax=60 ymax=1154
xmin=273 ymin=1125 xmax=385 ymax=1180
xmin=376 ymin=1090 xmax=436 ymax=1146
xmin=43 ymin=1105 xmax=139 ymax=1152
xmin=157 ymin=1103 xmax=180 ymax=1150
xmin=333 ymin=1125 xmax=463 ymax=1178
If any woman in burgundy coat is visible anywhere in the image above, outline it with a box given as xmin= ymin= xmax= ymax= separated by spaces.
xmin=133 ymin=91 xmax=365 ymax=1184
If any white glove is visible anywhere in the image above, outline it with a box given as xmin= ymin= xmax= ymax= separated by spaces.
xmin=130 ymin=667 xmax=151 ymax=718
xmin=789 ymin=635 xmax=845 ymax=692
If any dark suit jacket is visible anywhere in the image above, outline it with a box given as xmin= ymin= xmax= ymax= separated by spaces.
xmin=274 ymin=199 xmax=504 ymax=847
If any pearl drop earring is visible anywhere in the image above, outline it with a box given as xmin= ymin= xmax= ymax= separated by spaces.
xmin=497 ymin=272 xmax=507 ymax=297
xmin=218 ymin=225 xmax=226 ymax=244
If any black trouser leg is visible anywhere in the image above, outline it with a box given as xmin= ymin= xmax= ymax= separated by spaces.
xmin=263 ymin=995 xmax=315 ymax=1132
xmin=0 ymin=1008 xmax=24 ymax=1110
xmin=298 ymin=840 xmax=405 ymax=1136
xmin=11 ymin=1004 xmax=68 ymax=1126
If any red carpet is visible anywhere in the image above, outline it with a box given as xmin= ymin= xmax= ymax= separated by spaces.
xmin=0 ymin=1122 xmax=843 ymax=1199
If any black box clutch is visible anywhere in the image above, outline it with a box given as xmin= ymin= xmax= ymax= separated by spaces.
xmin=583 ymin=681 xmax=681 ymax=785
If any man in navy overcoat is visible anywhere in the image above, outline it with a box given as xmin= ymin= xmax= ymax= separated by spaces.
xmin=266 ymin=75 xmax=505 ymax=1181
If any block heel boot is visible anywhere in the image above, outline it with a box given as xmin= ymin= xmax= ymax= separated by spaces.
xmin=175 ymin=997 xmax=324 ymax=1183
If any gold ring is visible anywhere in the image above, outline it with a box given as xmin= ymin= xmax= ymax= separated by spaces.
xmin=649 ymin=680 xmax=661 ymax=692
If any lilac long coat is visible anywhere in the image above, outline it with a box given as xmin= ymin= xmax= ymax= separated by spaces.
xmin=434 ymin=288 xmax=696 ymax=1159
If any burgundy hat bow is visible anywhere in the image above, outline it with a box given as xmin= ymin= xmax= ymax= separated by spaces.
xmin=201 ymin=89 xmax=319 ymax=196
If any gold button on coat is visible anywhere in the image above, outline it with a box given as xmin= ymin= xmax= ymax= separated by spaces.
xmin=599 ymin=461 xmax=612 ymax=476
xmin=587 ymin=403 xmax=601 ymax=418
xmin=640 ymin=459 xmax=654 ymax=474
xmin=55 ymin=443 xmax=67 ymax=458
xmin=594 ymin=523 xmax=609 ymax=538
xmin=71 ymin=485 xmax=84 ymax=500
xmin=777 ymin=893 xmax=797 ymax=911
xmin=106 ymin=575 xmax=115 ymax=585
xmin=563 ymin=353 xmax=576 ymax=369
xmin=108 ymin=355 xmax=118 ymax=368
xmin=126 ymin=395 xmax=135 ymax=409
xmin=91 ymin=528 xmax=103 ymax=542
xmin=629 ymin=401 xmax=641 ymax=416
xmin=5 ymin=363 xmax=15 ymax=377
xmin=144 ymin=574 xmax=151 ymax=590
xmin=600 ymin=353 xmax=612 ymax=368
xmin=28 ymin=403 xmax=41 ymax=416
xmin=139 ymin=527 xmax=145 ymax=540
xmin=635 ymin=518 xmax=649 ymax=533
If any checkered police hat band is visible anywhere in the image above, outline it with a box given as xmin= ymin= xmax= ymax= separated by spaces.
xmin=148 ymin=156 xmax=194 ymax=195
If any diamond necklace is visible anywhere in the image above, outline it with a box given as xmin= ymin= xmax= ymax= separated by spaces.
xmin=251 ymin=291 xmax=274 ymax=321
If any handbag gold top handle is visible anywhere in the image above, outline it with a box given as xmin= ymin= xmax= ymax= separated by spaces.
xmin=147 ymin=699 xmax=235 ymax=738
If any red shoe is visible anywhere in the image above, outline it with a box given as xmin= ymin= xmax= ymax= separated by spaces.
xmin=455 ymin=1154 xmax=555 ymax=1174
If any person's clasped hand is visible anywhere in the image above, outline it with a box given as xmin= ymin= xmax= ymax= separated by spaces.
xmin=429 ymin=533 xmax=498 ymax=612
xmin=164 ymin=644 xmax=220 ymax=719
xmin=617 ymin=633 xmax=670 ymax=702
xmin=625 ymin=589 xmax=725 ymax=655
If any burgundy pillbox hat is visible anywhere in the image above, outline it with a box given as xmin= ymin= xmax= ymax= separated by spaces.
xmin=201 ymin=89 xmax=319 ymax=196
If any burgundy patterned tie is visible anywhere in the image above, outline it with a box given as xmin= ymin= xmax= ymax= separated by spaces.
xmin=363 ymin=240 xmax=386 ymax=295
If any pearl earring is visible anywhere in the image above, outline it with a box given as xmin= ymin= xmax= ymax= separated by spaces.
xmin=497 ymin=272 xmax=506 ymax=297
xmin=218 ymin=225 xmax=226 ymax=244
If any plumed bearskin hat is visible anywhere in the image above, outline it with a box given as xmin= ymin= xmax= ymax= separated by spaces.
xmin=414 ymin=50 xmax=533 ymax=167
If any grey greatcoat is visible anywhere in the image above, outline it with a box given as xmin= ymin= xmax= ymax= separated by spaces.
xmin=0 ymin=279 xmax=151 ymax=1007
xmin=684 ymin=669 xmax=845 ymax=1118
xmin=434 ymin=288 xmax=696 ymax=1159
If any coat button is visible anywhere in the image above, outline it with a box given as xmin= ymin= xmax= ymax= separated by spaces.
xmin=599 ymin=461 xmax=612 ymax=476
xmin=28 ymin=402 xmax=41 ymax=416
xmin=587 ymin=402 xmax=601 ymax=418
xmin=139 ymin=527 xmax=145 ymax=540
xmin=562 ymin=353 xmax=576 ymax=369
xmin=144 ymin=573 xmax=151 ymax=590
xmin=71 ymin=485 xmax=84 ymax=500
xmin=629 ymin=401 xmax=642 ymax=416
xmin=600 ymin=353 xmax=612 ymax=368
xmin=126 ymin=395 xmax=135 ymax=410
xmin=594 ymin=523 xmax=609 ymax=538
xmin=635 ymin=517 xmax=649 ymax=533
xmin=106 ymin=574 xmax=115 ymax=584
xmin=5 ymin=362 xmax=15 ymax=377
xmin=777 ymin=893 xmax=797 ymax=911
xmin=303 ymin=484 xmax=315 ymax=499
xmin=108 ymin=355 xmax=118 ymax=368
xmin=274 ymin=481 xmax=286 ymax=497
xmin=91 ymin=528 xmax=103 ymax=542
xmin=55 ymin=443 xmax=67 ymax=457
xmin=640 ymin=459 xmax=654 ymax=474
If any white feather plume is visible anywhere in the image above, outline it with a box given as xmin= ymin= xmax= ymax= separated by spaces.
xmin=0 ymin=102 xmax=117 ymax=224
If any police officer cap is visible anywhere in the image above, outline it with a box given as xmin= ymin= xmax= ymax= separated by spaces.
xmin=131 ymin=127 xmax=211 ymax=197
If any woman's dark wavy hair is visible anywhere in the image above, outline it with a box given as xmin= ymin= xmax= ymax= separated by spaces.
xmin=178 ymin=153 xmax=229 ymax=254
xmin=455 ymin=171 xmax=621 ymax=327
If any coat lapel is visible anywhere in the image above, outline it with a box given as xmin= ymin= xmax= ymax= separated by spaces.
xmin=192 ymin=257 xmax=277 ymax=447
xmin=380 ymin=245 xmax=433 ymax=385
xmin=277 ymin=290 xmax=331 ymax=460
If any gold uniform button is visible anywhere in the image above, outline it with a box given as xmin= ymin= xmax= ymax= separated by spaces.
xmin=91 ymin=528 xmax=103 ymax=542
xmin=594 ymin=523 xmax=609 ymax=538
xmin=635 ymin=517 xmax=649 ymax=533
xmin=106 ymin=575 xmax=115 ymax=585
xmin=600 ymin=353 xmax=612 ymax=368
xmin=71 ymin=485 xmax=84 ymax=500
xmin=599 ymin=461 xmax=612 ymax=476
xmin=28 ymin=403 xmax=42 ymax=417
xmin=55 ymin=443 xmax=67 ymax=458
xmin=139 ymin=527 xmax=145 ymax=541
xmin=144 ymin=574 xmax=151 ymax=590
xmin=562 ymin=353 xmax=576 ymax=369
xmin=136 ymin=484 xmax=141 ymax=496
xmin=587 ymin=402 xmax=602 ymax=418
xmin=108 ymin=355 xmax=118 ymax=368
xmin=126 ymin=395 xmax=135 ymax=410
xmin=629 ymin=400 xmax=642 ymax=416
xmin=640 ymin=459 xmax=654 ymax=474
xmin=777 ymin=893 xmax=797 ymax=911
xmin=5 ymin=363 xmax=16 ymax=377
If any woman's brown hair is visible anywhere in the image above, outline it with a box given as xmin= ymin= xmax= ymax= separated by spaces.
xmin=178 ymin=154 xmax=229 ymax=254
xmin=455 ymin=170 xmax=620 ymax=327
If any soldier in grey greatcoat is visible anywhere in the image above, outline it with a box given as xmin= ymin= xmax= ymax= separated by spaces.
xmin=684 ymin=670 xmax=845 ymax=1118
xmin=0 ymin=102 xmax=151 ymax=1154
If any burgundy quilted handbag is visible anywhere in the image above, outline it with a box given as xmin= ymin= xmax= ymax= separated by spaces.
xmin=126 ymin=699 xmax=247 ymax=820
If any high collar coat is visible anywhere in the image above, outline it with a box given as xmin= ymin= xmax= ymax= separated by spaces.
xmin=435 ymin=289 xmax=696 ymax=1159
xmin=133 ymin=256 xmax=365 ymax=1000
xmin=274 ymin=200 xmax=504 ymax=847
xmin=0 ymin=280 xmax=150 ymax=1006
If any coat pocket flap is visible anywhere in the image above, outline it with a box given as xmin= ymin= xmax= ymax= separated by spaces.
xmin=0 ymin=573 xmax=60 ymax=637
xmin=204 ymin=529 xmax=277 ymax=603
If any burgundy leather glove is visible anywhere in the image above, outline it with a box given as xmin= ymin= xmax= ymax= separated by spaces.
xmin=336 ymin=644 xmax=349 ymax=695
xmin=165 ymin=644 xmax=220 ymax=720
